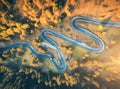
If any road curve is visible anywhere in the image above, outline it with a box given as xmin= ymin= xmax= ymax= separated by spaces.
xmin=0 ymin=16 xmax=120 ymax=71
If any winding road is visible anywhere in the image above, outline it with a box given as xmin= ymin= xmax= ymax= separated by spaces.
xmin=0 ymin=16 xmax=120 ymax=71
